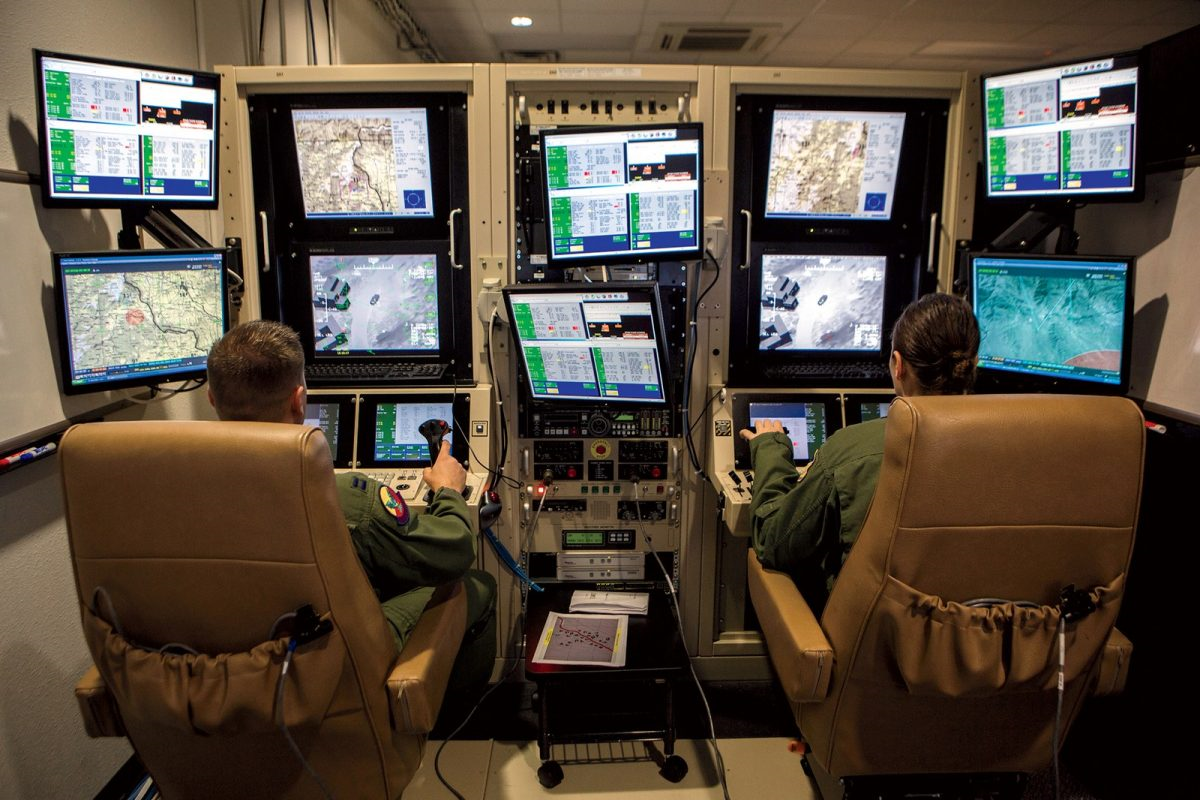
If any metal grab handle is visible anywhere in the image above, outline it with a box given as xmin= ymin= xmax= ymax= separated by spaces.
xmin=926 ymin=212 xmax=939 ymax=274
xmin=740 ymin=209 xmax=752 ymax=269
xmin=448 ymin=208 xmax=463 ymax=269
xmin=258 ymin=211 xmax=271 ymax=272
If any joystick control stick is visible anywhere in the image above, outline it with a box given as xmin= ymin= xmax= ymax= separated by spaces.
xmin=418 ymin=418 xmax=450 ymax=465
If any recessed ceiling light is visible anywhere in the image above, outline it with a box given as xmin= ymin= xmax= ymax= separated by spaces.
xmin=511 ymin=16 xmax=533 ymax=28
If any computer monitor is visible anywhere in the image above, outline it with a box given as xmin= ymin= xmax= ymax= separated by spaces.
xmin=306 ymin=249 xmax=440 ymax=357
xmin=540 ymin=123 xmax=702 ymax=267
xmin=304 ymin=394 xmax=355 ymax=466
xmin=52 ymin=248 xmax=228 ymax=394
xmin=968 ymin=252 xmax=1135 ymax=394
xmin=291 ymin=106 xmax=434 ymax=220
xmin=34 ymin=50 xmax=220 ymax=208
xmin=982 ymin=51 xmax=1141 ymax=201
xmin=765 ymin=109 xmax=905 ymax=221
xmin=731 ymin=393 xmax=842 ymax=468
xmin=758 ymin=251 xmax=887 ymax=354
xmin=355 ymin=394 xmax=469 ymax=467
xmin=503 ymin=283 xmax=670 ymax=404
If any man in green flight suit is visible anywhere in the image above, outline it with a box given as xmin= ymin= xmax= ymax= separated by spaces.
xmin=740 ymin=293 xmax=980 ymax=615
xmin=206 ymin=319 xmax=496 ymax=725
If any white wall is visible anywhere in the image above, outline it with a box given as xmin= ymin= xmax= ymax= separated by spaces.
xmin=1074 ymin=167 xmax=1200 ymax=422
xmin=0 ymin=2 xmax=234 ymax=796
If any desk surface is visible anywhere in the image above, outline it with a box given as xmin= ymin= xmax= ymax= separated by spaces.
xmin=524 ymin=585 xmax=687 ymax=679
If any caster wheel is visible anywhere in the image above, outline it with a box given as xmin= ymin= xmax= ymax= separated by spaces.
xmin=537 ymin=760 xmax=564 ymax=788
xmin=659 ymin=755 xmax=688 ymax=783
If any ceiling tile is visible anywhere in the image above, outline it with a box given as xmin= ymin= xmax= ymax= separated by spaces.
xmin=478 ymin=10 xmax=562 ymax=34
xmin=474 ymin=0 xmax=560 ymax=10
xmin=1074 ymin=0 xmax=1185 ymax=25
xmin=825 ymin=53 xmax=901 ymax=69
xmin=790 ymin=13 xmax=885 ymax=40
xmin=727 ymin=0 xmax=821 ymax=18
xmin=562 ymin=12 xmax=644 ymax=36
xmin=882 ymin=18 xmax=1042 ymax=41
xmin=772 ymin=34 xmax=857 ymax=55
xmin=811 ymin=0 xmax=910 ymax=14
xmin=644 ymin=0 xmax=734 ymax=13
xmin=494 ymin=32 xmax=637 ymax=51
xmin=841 ymin=38 xmax=922 ymax=57
xmin=402 ymin=0 xmax=477 ymax=9
xmin=1147 ymin=0 xmax=1200 ymax=26
xmin=557 ymin=50 xmax=635 ymax=63
xmin=560 ymin=0 xmax=647 ymax=11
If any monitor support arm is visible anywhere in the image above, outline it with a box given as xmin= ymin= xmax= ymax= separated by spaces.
xmin=118 ymin=206 xmax=212 ymax=250
xmin=984 ymin=205 xmax=1079 ymax=256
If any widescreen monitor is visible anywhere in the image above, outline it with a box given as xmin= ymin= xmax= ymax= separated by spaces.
xmin=53 ymin=248 xmax=228 ymax=394
xmin=34 ymin=50 xmax=219 ymax=208
xmin=306 ymin=249 xmax=440 ymax=357
xmin=503 ymin=283 xmax=670 ymax=404
xmin=982 ymin=51 xmax=1141 ymax=200
xmin=968 ymin=252 xmax=1135 ymax=394
xmin=291 ymin=106 xmax=434 ymax=219
xmin=541 ymin=123 xmax=702 ymax=267
xmin=758 ymin=252 xmax=887 ymax=354
xmin=764 ymin=109 xmax=905 ymax=221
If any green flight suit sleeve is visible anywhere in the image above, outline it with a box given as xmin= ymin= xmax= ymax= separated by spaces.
xmin=336 ymin=473 xmax=476 ymax=602
xmin=748 ymin=432 xmax=837 ymax=575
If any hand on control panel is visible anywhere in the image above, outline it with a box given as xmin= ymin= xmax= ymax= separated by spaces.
xmin=422 ymin=440 xmax=467 ymax=496
xmin=739 ymin=418 xmax=786 ymax=441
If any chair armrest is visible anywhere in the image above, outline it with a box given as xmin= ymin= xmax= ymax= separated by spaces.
xmin=747 ymin=550 xmax=834 ymax=703
xmin=386 ymin=581 xmax=469 ymax=734
xmin=1091 ymin=626 xmax=1132 ymax=696
xmin=75 ymin=665 xmax=126 ymax=737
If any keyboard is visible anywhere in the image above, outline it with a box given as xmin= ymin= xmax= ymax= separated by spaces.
xmin=762 ymin=360 xmax=890 ymax=384
xmin=305 ymin=361 xmax=447 ymax=386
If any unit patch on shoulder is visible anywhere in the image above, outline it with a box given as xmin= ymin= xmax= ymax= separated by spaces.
xmin=379 ymin=485 xmax=410 ymax=525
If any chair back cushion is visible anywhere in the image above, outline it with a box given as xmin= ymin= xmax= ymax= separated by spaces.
xmin=802 ymin=395 xmax=1143 ymax=777
xmin=60 ymin=420 xmax=420 ymax=799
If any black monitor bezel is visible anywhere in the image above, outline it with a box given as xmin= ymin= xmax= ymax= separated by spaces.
xmin=966 ymin=250 xmax=1136 ymax=396
xmin=502 ymin=281 xmax=674 ymax=408
xmin=842 ymin=393 xmax=896 ymax=426
xmin=737 ymin=93 xmax=949 ymax=242
xmin=295 ymin=241 xmax=455 ymax=365
xmin=253 ymin=91 xmax=462 ymax=242
xmin=304 ymin=392 xmax=357 ymax=468
xmin=730 ymin=391 xmax=844 ymax=469
xmin=979 ymin=49 xmax=1144 ymax=206
xmin=539 ymin=122 xmax=704 ymax=268
xmin=52 ymin=247 xmax=229 ymax=395
xmin=33 ymin=48 xmax=221 ymax=211
xmin=728 ymin=241 xmax=908 ymax=385
xmin=355 ymin=392 xmax=470 ymax=468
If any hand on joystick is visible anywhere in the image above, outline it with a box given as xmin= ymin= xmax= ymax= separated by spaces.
xmin=418 ymin=418 xmax=450 ymax=464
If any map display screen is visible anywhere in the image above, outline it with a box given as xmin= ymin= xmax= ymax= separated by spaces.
xmin=746 ymin=401 xmax=830 ymax=463
xmin=36 ymin=51 xmax=219 ymax=207
xmin=970 ymin=254 xmax=1133 ymax=387
xmin=758 ymin=253 xmax=887 ymax=352
xmin=372 ymin=401 xmax=454 ymax=462
xmin=54 ymin=249 xmax=227 ymax=394
xmin=505 ymin=286 xmax=667 ymax=404
xmin=983 ymin=53 xmax=1139 ymax=198
xmin=292 ymin=107 xmax=434 ymax=218
xmin=308 ymin=252 xmax=439 ymax=356
xmin=541 ymin=124 xmax=702 ymax=265
xmin=764 ymin=109 xmax=905 ymax=220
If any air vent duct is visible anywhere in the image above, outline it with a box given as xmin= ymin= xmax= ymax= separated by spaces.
xmin=657 ymin=23 xmax=780 ymax=53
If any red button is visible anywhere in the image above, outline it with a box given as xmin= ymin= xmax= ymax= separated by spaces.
xmin=567 ymin=467 xmax=578 ymax=478
xmin=596 ymin=444 xmax=607 ymax=455
xmin=651 ymin=466 xmax=662 ymax=478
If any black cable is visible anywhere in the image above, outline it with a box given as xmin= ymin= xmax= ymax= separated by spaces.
xmin=304 ymin=0 xmax=316 ymax=64
xmin=433 ymin=655 xmax=524 ymax=799
xmin=681 ymin=250 xmax=721 ymax=478
xmin=275 ymin=640 xmax=334 ymax=799
xmin=632 ymin=494 xmax=732 ymax=800
xmin=257 ymin=0 xmax=267 ymax=64
xmin=322 ymin=0 xmax=333 ymax=63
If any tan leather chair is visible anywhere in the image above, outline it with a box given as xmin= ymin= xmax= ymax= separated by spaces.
xmin=61 ymin=420 xmax=468 ymax=799
xmin=748 ymin=394 xmax=1142 ymax=796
